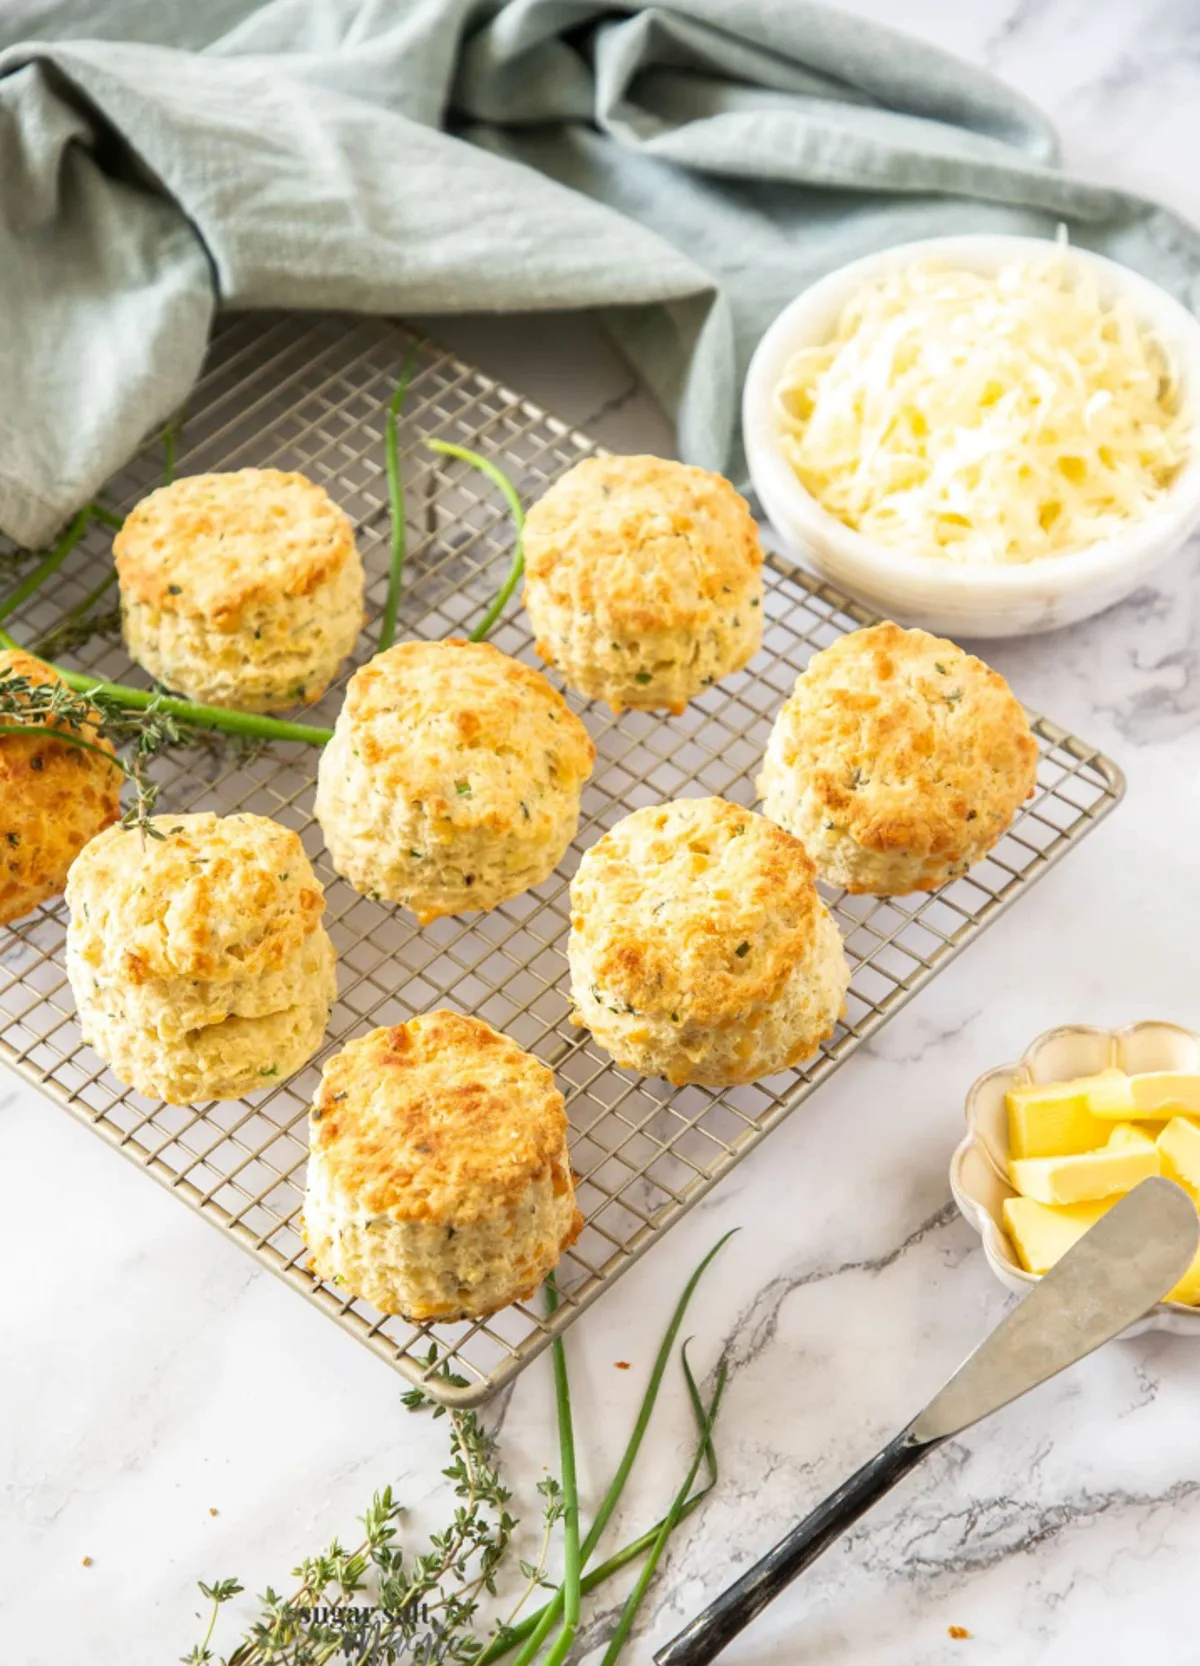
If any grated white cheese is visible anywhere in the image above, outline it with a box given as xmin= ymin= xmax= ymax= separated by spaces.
xmin=774 ymin=251 xmax=1190 ymax=564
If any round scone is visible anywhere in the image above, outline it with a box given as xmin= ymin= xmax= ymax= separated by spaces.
xmin=115 ymin=468 xmax=364 ymax=712
xmin=568 ymin=797 xmax=850 ymax=1086
xmin=0 ymin=650 xmax=122 ymax=925
xmin=304 ymin=1011 xmax=582 ymax=1321
xmin=66 ymin=811 xmax=336 ymax=1103
xmin=315 ymin=638 xmax=595 ymax=924
xmin=757 ymin=623 xmax=1039 ymax=896
xmin=523 ymin=455 xmax=764 ymax=715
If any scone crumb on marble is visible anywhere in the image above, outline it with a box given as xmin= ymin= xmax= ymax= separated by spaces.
xmin=304 ymin=1011 xmax=581 ymax=1321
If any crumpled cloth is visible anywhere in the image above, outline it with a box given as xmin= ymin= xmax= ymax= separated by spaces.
xmin=1 ymin=0 xmax=1197 ymax=546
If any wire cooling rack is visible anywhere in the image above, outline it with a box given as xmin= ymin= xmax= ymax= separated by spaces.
xmin=0 ymin=311 xmax=1125 ymax=1406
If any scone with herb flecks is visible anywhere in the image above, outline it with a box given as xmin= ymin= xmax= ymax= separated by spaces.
xmin=315 ymin=638 xmax=594 ymax=925
xmin=757 ymin=623 xmax=1038 ymax=895
xmin=115 ymin=468 xmax=363 ymax=712
xmin=304 ymin=1012 xmax=581 ymax=1321
xmin=569 ymin=796 xmax=849 ymax=1086
xmin=66 ymin=811 xmax=335 ymax=1103
xmin=523 ymin=455 xmax=764 ymax=715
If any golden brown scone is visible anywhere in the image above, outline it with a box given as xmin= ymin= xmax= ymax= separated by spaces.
xmin=0 ymin=650 xmax=121 ymax=926
xmin=303 ymin=1011 xmax=582 ymax=1321
xmin=568 ymin=797 xmax=850 ymax=1086
xmin=314 ymin=638 xmax=595 ymax=925
xmin=66 ymin=811 xmax=326 ymax=983
xmin=523 ymin=455 xmax=764 ymax=715
xmin=66 ymin=812 xmax=335 ymax=1103
xmin=757 ymin=622 xmax=1039 ymax=895
xmin=115 ymin=468 xmax=364 ymax=712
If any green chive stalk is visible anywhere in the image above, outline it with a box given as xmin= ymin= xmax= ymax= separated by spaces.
xmin=484 ymin=1337 xmax=724 ymax=1663
xmin=0 ymin=718 xmax=122 ymax=771
xmin=0 ymin=622 xmax=332 ymax=751
xmin=54 ymin=669 xmax=334 ymax=746
xmin=378 ymin=347 xmax=420 ymax=653
xmin=485 ymin=1232 xmax=735 ymax=1666
xmin=425 ymin=440 xmax=526 ymax=643
xmin=25 ymin=418 xmax=179 ymax=659
xmin=599 ymin=1346 xmax=730 ymax=1664
xmin=162 ymin=421 xmax=178 ymax=486
xmin=0 ymin=508 xmax=91 ymax=627
xmin=541 ymin=1280 xmax=582 ymax=1666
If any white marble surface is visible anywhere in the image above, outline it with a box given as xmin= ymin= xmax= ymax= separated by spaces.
xmin=4 ymin=3 xmax=1200 ymax=1662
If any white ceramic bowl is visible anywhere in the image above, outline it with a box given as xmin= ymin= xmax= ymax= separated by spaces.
xmin=743 ymin=235 xmax=1200 ymax=639
xmin=950 ymin=1021 xmax=1200 ymax=1336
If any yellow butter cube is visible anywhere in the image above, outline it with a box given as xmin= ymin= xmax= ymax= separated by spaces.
xmin=1105 ymin=1122 xmax=1156 ymax=1150
xmin=1157 ymin=1117 xmax=1200 ymax=1192
xmin=1008 ymin=1124 xmax=1159 ymax=1205
xmin=1006 ymin=1067 xmax=1129 ymax=1159
xmin=1002 ymin=1195 xmax=1116 ymax=1275
xmin=1126 ymin=1073 xmax=1200 ymax=1118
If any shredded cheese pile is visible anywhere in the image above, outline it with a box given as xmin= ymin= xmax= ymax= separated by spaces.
xmin=774 ymin=251 xmax=1190 ymax=564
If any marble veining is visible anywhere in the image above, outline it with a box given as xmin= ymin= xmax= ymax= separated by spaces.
xmin=4 ymin=3 xmax=1200 ymax=1662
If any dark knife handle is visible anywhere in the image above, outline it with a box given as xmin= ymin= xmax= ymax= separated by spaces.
xmin=654 ymin=1429 xmax=933 ymax=1666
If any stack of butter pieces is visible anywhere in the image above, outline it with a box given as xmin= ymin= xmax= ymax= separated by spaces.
xmin=1002 ymin=1068 xmax=1200 ymax=1304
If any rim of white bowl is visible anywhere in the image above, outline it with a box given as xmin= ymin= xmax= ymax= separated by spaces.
xmin=743 ymin=234 xmax=1200 ymax=600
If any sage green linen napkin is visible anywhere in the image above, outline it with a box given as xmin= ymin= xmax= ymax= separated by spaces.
xmin=1 ymin=0 xmax=1197 ymax=547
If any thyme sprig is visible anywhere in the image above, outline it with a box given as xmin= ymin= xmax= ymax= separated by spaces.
xmin=191 ymin=1349 xmax=518 ymax=1666
xmin=0 ymin=664 xmax=187 ymax=830
xmin=0 ymin=663 xmax=327 ymax=833
xmin=33 ymin=598 xmax=122 ymax=662
xmin=191 ymin=1240 xmax=733 ymax=1665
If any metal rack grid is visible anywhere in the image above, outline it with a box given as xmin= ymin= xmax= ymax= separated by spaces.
xmin=0 ymin=311 xmax=1125 ymax=1407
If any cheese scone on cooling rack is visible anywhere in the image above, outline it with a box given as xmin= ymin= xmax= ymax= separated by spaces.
xmin=522 ymin=455 xmax=764 ymax=715
xmin=65 ymin=812 xmax=335 ymax=1104
xmin=0 ymin=650 xmax=122 ymax=925
xmin=115 ymin=468 xmax=364 ymax=712
xmin=757 ymin=623 xmax=1039 ymax=895
xmin=304 ymin=1011 xmax=582 ymax=1321
xmin=314 ymin=638 xmax=595 ymax=925
xmin=569 ymin=796 xmax=850 ymax=1087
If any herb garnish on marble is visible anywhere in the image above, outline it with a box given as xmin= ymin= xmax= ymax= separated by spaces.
xmin=187 ymin=1237 xmax=732 ymax=1665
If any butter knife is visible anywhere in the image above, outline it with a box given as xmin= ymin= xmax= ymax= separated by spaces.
xmin=656 ymin=1176 xmax=1199 ymax=1666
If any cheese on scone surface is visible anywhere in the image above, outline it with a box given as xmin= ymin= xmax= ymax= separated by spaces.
xmin=303 ymin=1011 xmax=581 ymax=1321
xmin=522 ymin=455 xmax=764 ymax=715
xmin=115 ymin=468 xmax=364 ymax=712
xmin=314 ymin=638 xmax=595 ymax=924
xmin=757 ymin=622 xmax=1038 ymax=895
xmin=66 ymin=811 xmax=335 ymax=1104
xmin=568 ymin=796 xmax=850 ymax=1086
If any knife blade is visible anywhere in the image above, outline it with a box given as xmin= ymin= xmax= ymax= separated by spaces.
xmin=655 ymin=1177 xmax=1198 ymax=1666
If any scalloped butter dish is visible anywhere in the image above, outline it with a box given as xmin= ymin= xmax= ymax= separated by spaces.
xmin=950 ymin=1022 xmax=1200 ymax=1336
